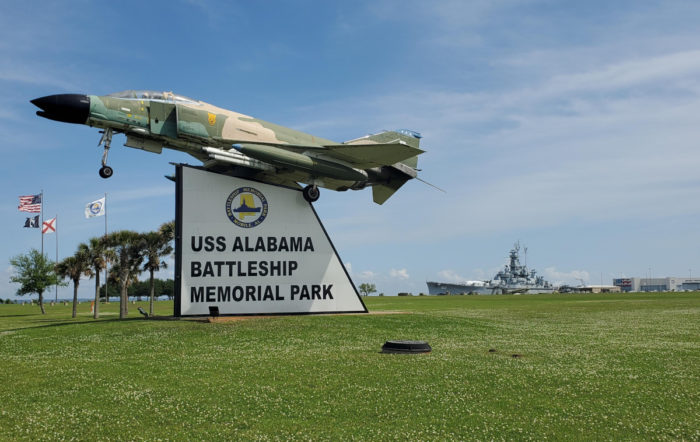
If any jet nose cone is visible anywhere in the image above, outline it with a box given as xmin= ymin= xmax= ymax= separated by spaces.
xmin=31 ymin=94 xmax=90 ymax=124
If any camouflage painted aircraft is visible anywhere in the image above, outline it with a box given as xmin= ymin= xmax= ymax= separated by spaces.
xmin=31 ymin=90 xmax=427 ymax=204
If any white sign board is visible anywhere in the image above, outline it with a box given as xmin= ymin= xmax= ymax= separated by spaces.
xmin=175 ymin=165 xmax=367 ymax=316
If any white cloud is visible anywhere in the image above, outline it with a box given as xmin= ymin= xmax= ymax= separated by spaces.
xmin=290 ymin=45 xmax=700 ymax=248
xmin=390 ymin=268 xmax=410 ymax=280
xmin=358 ymin=270 xmax=378 ymax=280
xmin=437 ymin=269 xmax=465 ymax=283
xmin=545 ymin=50 xmax=700 ymax=96
xmin=367 ymin=0 xmax=517 ymax=48
xmin=542 ymin=267 xmax=591 ymax=286
xmin=343 ymin=262 xmax=378 ymax=283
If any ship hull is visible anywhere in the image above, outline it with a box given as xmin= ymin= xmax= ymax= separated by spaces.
xmin=427 ymin=281 xmax=495 ymax=295
xmin=426 ymin=282 xmax=556 ymax=295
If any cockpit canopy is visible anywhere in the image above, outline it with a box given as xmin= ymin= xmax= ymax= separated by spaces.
xmin=108 ymin=90 xmax=198 ymax=104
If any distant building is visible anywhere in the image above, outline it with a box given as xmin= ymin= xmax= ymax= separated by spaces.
xmin=612 ymin=277 xmax=700 ymax=292
xmin=583 ymin=285 xmax=621 ymax=293
xmin=680 ymin=279 xmax=700 ymax=291
xmin=559 ymin=285 xmax=621 ymax=293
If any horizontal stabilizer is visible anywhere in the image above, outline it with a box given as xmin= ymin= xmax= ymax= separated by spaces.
xmin=324 ymin=143 xmax=424 ymax=169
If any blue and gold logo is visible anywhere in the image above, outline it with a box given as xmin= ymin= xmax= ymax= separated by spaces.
xmin=88 ymin=202 xmax=102 ymax=216
xmin=225 ymin=187 xmax=268 ymax=228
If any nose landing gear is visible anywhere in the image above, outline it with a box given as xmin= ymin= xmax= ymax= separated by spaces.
xmin=98 ymin=128 xmax=114 ymax=179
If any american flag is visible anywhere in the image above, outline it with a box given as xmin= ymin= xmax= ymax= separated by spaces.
xmin=18 ymin=194 xmax=42 ymax=213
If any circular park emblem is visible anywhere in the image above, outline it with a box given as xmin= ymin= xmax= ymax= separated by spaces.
xmin=88 ymin=201 xmax=103 ymax=216
xmin=225 ymin=187 xmax=268 ymax=228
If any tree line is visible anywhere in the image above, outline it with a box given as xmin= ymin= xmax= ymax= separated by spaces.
xmin=99 ymin=278 xmax=174 ymax=301
xmin=9 ymin=221 xmax=174 ymax=319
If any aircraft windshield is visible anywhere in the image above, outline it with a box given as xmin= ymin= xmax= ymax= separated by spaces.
xmin=108 ymin=90 xmax=197 ymax=104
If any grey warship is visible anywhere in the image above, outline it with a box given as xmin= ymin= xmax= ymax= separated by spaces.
xmin=427 ymin=242 xmax=556 ymax=295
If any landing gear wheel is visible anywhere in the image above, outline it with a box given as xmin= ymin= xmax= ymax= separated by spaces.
xmin=99 ymin=166 xmax=113 ymax=179
xmin=303 ymin=185 xmax=320 ymax=203
xmin=97 ymin=129 xmax=114 ymax=179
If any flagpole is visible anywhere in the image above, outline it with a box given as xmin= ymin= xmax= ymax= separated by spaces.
xmin=54 ymin=214 xmax=58 ymax=302
xmin=104 ymin=192 xmax=108 ymax=304
xmin=40 ymin=189 xmax=44 ymax=257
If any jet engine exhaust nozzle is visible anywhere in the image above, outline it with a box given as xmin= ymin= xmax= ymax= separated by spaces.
xmin=31 ymin=94 xmax=90 ymax=124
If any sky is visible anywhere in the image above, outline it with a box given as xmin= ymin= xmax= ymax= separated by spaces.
xmin=2 ymin=0 xmax=700 ymax=300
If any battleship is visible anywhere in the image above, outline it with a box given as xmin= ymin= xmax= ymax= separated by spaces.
xmin=427 ymin=242 xmax=556 ymax=295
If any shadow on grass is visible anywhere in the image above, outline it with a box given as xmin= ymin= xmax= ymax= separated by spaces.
xmin=4 ymin=317 xmax=151 ymax=333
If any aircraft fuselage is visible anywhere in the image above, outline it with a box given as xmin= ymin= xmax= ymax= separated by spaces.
xmin=32 ymin=90 xmax=424 ymax=204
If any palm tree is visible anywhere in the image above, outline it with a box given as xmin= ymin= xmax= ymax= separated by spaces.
xmin=159 ymin=220 xmax=175 ymax=243
xmin=141 ymin=229 xmax=173 ymax=317
xmin=107 ymin=262 xmax=139 ymax=299
xmin=56 ymin=249 xmax=92 ymax=318
xmin=104 ymin=230 xmax=144 ymax=319
xmin=79 ymin=237 xmax=114 ymax=319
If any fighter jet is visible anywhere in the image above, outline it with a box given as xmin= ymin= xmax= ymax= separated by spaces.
xmin=31 ymin=91 xmax=427 ymax=204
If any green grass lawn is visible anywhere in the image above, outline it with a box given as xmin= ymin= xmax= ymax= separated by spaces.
xmin=1 ymin=293 xmax=698 ymax=440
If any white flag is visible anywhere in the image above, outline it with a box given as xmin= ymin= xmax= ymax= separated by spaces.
xmin=85 ymin=197 xmax=106 ymax=218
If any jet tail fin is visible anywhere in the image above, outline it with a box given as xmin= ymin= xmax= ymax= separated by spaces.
xmin=369 ymin=130 xmax=421 ymax=168
xmin=346 ymin=129 xmax=423 ymax=204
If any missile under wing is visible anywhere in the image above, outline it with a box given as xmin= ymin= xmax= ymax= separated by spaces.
xmin=31 ymin=90 xmax=427 ymax=204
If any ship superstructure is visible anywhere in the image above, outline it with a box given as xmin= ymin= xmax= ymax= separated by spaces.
xmin=427 ymin=242 xmax=555 ymax=295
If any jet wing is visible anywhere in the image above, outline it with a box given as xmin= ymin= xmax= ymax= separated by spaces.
xmin=225 ymin=140 xmax=424 ymax=170
xmin=321 ymin=143 xmax=424 ymax=169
